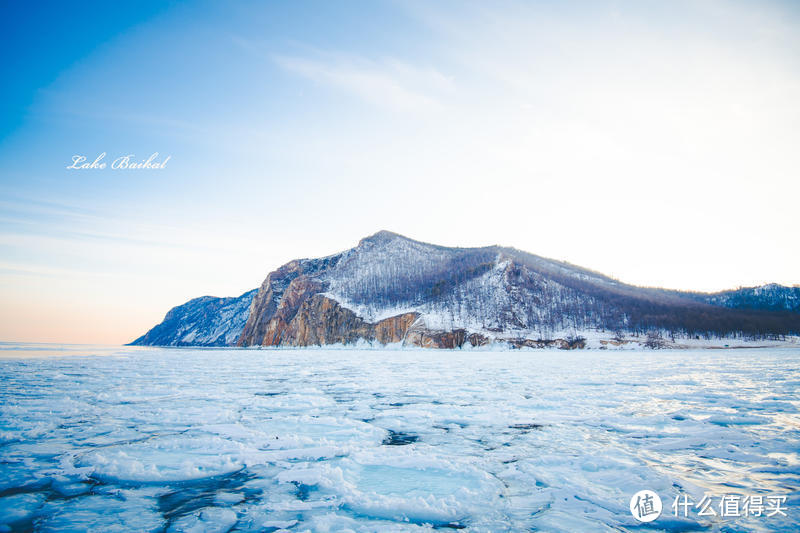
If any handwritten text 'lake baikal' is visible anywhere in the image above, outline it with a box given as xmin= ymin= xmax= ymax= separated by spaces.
xmin=67 ymin=152 xmax=171 ymax=170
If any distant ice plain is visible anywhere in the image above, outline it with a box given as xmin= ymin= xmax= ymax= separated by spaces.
xmin=1 ymin=345 xmax=798 ymax=531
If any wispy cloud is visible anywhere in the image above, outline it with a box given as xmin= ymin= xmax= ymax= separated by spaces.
xmin=273 ymin=51 xmax=453 ymax=112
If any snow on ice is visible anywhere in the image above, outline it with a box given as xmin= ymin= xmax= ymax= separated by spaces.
xmin=0 ymin=344 xmax=798 ymax=531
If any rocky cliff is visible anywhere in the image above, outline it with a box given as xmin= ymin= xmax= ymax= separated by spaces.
xmin=131 ymin=232 xmax=800 ymax=348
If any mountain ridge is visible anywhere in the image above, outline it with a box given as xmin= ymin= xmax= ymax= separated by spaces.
xmin=130 ymin=231 xmax=800 ymax=348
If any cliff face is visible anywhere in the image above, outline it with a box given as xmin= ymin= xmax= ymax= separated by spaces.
xmin=131 ymin=231 xmax=800 ymax=347
xmin=237 ymin=257 xmax=422 ymax=346
xmin=262 ymin=294 xmax=419 ymax=346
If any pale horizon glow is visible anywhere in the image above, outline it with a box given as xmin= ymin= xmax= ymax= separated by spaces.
xmin=1 ymin=0 xmax=798 ymax=344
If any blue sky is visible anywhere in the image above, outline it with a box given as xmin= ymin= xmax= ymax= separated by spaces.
xmin=1 ymin=0 xmax=799 ymax=343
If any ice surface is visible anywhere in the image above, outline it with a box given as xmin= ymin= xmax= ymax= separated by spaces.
xmin=0 ymin=344 xmax=798 ymax=531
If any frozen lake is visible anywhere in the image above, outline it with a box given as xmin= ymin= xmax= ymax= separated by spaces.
xmin=1 ymin=344 xmax=798 ymax=532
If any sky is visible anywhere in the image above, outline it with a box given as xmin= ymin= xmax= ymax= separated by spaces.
xmin=1 ymin=0 xmax=798 ymax=344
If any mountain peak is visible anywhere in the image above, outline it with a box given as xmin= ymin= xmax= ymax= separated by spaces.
xmin=357 ymin=230 xmax=408 ymax=246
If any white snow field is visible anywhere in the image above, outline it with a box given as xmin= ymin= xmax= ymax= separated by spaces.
xmin=0 ymin=344 xmax=798 ymax=532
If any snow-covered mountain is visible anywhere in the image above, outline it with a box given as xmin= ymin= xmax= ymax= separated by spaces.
xmin=131 ymin=232 xmax=800 ymax=348
xmin=130 ymin=290 xmax=256 ymax=346
xmin=689 ymin=283 xmax=800 ymax=313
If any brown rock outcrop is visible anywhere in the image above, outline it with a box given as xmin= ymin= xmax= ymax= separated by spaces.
xmin=467 ymin=333 xmax=490 ymax=347
xmin=237 ymin=265 xmax=475 ymax=348
xmin=276 ymin=294 xmax=419 ymax=346
xmin=238 ymin=261 xmax=306 ymax=346
xmin=405 ymin=328 xmax=468 ymax=349
xmin=240 ymin=272 xmax=421 ymax=347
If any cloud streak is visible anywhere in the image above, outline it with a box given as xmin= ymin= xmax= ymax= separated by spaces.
xmin=273 ymin=52 xmax=453 ymax=112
